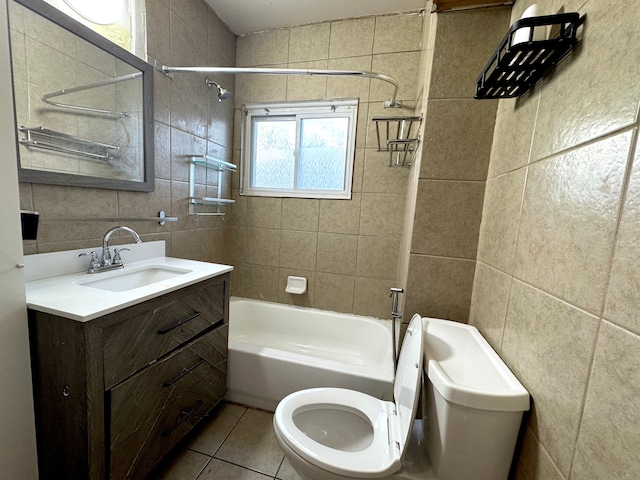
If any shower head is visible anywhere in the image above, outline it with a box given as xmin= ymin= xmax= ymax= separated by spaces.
xmin=205 ymin=78 xmax=232 ymax=101
xmin=218 ymin=87 xmax=232 ymax=101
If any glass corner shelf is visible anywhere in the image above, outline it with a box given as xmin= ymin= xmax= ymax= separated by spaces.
xmin=189 ymin=197 xmax=236 ymax=206
xmin=188 ymin=155 xmax=236 ymax=217
xmin=189 ymin=155 xmax=237 ymax=172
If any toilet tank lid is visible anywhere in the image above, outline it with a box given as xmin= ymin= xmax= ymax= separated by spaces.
xmin=424 ymin=318 xmax=530 ymax=412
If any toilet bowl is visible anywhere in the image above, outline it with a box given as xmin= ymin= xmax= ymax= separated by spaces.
xmin=274 ymin=315 xmax=531 ymax=480
xmin=273 ymin=314 xmax=424 ymax=479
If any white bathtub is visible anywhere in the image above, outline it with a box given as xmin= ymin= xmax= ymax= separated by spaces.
xmin=226 ymin=297 xmax=395 ymax=411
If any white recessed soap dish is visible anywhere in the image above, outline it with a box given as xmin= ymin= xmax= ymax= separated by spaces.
xmin=285 ymin=276 xmax=307 ymax=295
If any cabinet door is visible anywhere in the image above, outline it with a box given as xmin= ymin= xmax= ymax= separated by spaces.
xmin=109 ymin=323 xmax=227 ymax=480
xmin=103 ymin=279 xmax=225 ymax=389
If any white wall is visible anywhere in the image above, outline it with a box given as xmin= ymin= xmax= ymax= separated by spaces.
xmin=0 ymin=0 xmax=39 ymax=477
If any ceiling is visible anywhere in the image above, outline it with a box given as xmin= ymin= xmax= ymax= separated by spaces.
xmin=205 ymin=1 xmax=513 ymax=35
xmin=204 ymin=0 xmax=427 ymax=35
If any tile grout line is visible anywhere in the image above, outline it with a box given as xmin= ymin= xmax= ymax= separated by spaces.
xmin=187 ymin=405 xmax=249 ymax=458
xmin=193 ymin=456 xmax=213 ymax=480
xmin=566 ymin=126 xmax=640 ymax=480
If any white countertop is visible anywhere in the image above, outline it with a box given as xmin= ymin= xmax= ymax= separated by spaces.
xmin=24 ymin=241 xmax=232 ymax=322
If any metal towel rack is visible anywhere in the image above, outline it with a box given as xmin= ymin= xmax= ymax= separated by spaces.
xmin=372 ymin=116 xmax=422 ymax=167
xmin=19 ymin=126 xmax=120 ymax=161
xmin=41 ymin=211 xmax=178 ymax=226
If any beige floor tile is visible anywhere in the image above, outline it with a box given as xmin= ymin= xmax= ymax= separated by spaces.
xmin=197 ymin=458 xmax=272 ymax=480
xmin=186 ymin=403 xmax=247 ymax=456
xmin=214 ymin=409 xmax=284 ymax=476
xmin=276 ymin=456 xmax=303 ymax=480
xmin=148 ymin=448 xmax=210 ymax=480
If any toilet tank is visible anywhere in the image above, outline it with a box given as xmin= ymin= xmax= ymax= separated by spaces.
xmin=422 ymin=318 xmax=529 ymax=480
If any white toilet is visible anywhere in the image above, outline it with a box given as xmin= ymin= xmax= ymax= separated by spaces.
xmin=273 ymin=315 xmax=530 ymax=480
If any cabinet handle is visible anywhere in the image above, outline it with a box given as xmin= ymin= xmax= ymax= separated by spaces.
xmin=163 ymin=358 xmax=205 ymax=387
xmin=157 ymin=312 xmax=201 ymax=335
xmin=162 ymin=400 xmax=204 ymax=437
xmin=210 ymin=318 xmax=225 ymax=330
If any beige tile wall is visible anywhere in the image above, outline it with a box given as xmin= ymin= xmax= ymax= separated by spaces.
xmin=469 ymin=0 xmax=640 ymax=477
xmin=401 ymin=6 xmax=510 ymax=322
xmin=231 ymin=12 xmax=425 ymax=318
xmin=19 ymin=0 xmax=236 ymax=265
xmin=13 ymin=0 xmax=639 ymax=476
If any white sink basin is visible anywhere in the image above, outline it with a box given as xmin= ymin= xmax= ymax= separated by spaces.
xmin=25 ymin=242 xmax=233 ymax=321
xmin=79 ymin=266 xmax=192 ymax=292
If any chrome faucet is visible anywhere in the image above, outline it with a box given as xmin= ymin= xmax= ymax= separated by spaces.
xmin=79 ymin=226 xmax=142 ymax=273
xmin=102 ymin=226 xmax=142 ymax=266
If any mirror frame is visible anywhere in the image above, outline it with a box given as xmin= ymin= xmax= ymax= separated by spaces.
xmin=10 ymin=0 xmax=155 ymax=192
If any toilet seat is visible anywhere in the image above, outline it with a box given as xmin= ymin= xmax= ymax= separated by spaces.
xmin=274 ymin=387 xmax=400 ymax=477
xmin=274 ymin=314 xmax=424 ymax=479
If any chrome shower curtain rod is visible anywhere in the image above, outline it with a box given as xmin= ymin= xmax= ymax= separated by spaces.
xmin=160 ymin=65 xmax=400 ymax=107
xmin=42 ymin=72 xmax=143 ymax=117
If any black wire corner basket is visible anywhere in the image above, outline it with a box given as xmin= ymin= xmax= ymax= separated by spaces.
xmin=475 ymin=12 xmax=585 ymax=100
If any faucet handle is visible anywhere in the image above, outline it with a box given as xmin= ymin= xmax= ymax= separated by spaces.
xmin=389 ymin=287 xmax=404 ymax=297
xmin=79 ymin=251 xmax=100 ymax=272
xmin=112 ymin=247 xmax=130 ymax=265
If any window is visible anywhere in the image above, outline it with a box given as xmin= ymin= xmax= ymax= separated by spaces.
xmin=242 ymin=99 xmax=358 ymax=199
xmin=45 ymin=0 xmax=146 ymax=58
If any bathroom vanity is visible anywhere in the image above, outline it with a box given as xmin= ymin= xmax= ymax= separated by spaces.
xmin=24 ymin=242 xmax=232 ymax=479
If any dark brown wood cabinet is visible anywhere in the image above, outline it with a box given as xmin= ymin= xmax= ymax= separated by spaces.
xmin=28 ymin=273 xmax=230 ymax=480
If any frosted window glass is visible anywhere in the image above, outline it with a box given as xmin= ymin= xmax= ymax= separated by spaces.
xmin=253 ymin=119 xmax=296 ymax=189
xmin=298 ymin=117 xmax=349 ymax=190
xmin=243 ymin=99 xmax=357 ymax=199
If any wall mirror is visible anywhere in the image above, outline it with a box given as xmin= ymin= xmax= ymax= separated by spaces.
xmin=8 ymin=0 xmax=154 ymax=191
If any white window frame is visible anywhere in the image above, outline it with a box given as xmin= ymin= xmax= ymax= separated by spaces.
xmin=241 ymin=99 xmax=358 ymax=199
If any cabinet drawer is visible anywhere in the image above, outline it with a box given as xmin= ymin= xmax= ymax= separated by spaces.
xmin=103 ymin=280 xmax=224 ymax=389
xmin=109 ymin=324 xmax=227 ymax=480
